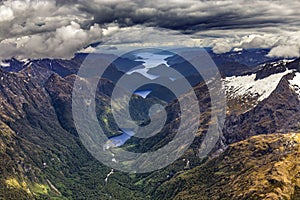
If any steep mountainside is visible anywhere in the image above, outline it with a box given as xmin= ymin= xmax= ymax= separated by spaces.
xmin=155 ymin=133 xmax=300 ymax=200
xmin=0 ymin=53 xmax=299 ymax=199
xmin=0 ymin=69 xmax=148 ymax=199
xmin=224 ymin=60 xmax=300 ymax=144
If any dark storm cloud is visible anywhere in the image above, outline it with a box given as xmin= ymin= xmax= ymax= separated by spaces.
xmin=75 ymin=0 xmax=300 ymax=57
xmin=0 ymin=0 xmax=300 ymax=59
xmin=75 ymin=0 xmax=300 ymax=33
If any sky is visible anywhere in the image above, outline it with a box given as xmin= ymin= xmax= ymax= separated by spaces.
xmin=0 ymin=0 xmax=300 ymax=59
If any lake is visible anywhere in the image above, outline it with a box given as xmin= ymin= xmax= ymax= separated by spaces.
xmin=126 ymin=52 xmax=172 ymax=80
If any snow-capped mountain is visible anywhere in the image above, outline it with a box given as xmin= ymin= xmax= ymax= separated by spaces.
xmin=224 ymin=68 xmax=293 ymax=101
xmin=224 ymin=59 xmax=300 ymax=113
xmin=223 ymin=58 xmax=300 ymax=144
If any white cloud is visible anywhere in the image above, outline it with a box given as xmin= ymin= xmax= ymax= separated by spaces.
xmin=0 ymin=0 xmax=100 ymax=59
xmin=79 ymin=46 xmax=97 ymax=53
xmin=206 ymin=32 xmax=300 ymax=57
xmin=212 ymin=41 xmax=232 ymax=54
xmin=100 ymin=25 xmax=198 ymax=47
xmin=240 ymin=36 xmax=266 ymax=49
xmin=0 ymin=22 xmax=102 ymax=59
xmin=0 ymin=5 xmax=14 ymax=22
xmin=267 ymin=45 xmax=300 ymax=58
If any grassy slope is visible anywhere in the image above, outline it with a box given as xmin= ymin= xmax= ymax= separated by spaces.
xmin=155 ymin=133 xmax=300 ymax=200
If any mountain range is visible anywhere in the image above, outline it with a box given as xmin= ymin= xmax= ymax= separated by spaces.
xmin=0 ymin=48 xmax=299 ymax=200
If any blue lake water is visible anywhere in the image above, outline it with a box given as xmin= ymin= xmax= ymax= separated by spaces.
xmin=105 ymin=51 xmax=173 ymax=149
xmin=104 ymin=129 xmax=135 ymax=149
xmin=135 ymin=52 xmax=171 ymax=68
xmin=134 ymin=90 xmax=152 ymax=98
xmin=126 ymin=52 xmax=173 ymax=80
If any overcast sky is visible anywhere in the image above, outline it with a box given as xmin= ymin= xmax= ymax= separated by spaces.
xmin=0 ymin=0 xmax=300 ymax=59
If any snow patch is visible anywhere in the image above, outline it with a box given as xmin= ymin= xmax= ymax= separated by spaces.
xmin=258 ymin=59 xmax=294 ymax=68
xmin=224 ymin=69 xmax=293 ymax=101
xmin=22 ymin=59 xmax=31 ymax=66
xmin=0 ymin=61 xmax=10 ymax=67
xmin=288 ymin=72 xmax=300 ymax=98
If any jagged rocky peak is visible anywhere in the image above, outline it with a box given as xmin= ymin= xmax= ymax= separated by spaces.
xmin=0 ymin=58 xmax=27 ymax=72
xmin=287 ymin=58 xmax=300 ymax=71
xmin=255 ymin=59 xmax=294 ymax=80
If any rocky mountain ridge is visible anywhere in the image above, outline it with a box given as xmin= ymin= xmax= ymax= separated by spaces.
xmin=0 ymin=52 xmax=299 ymax=199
